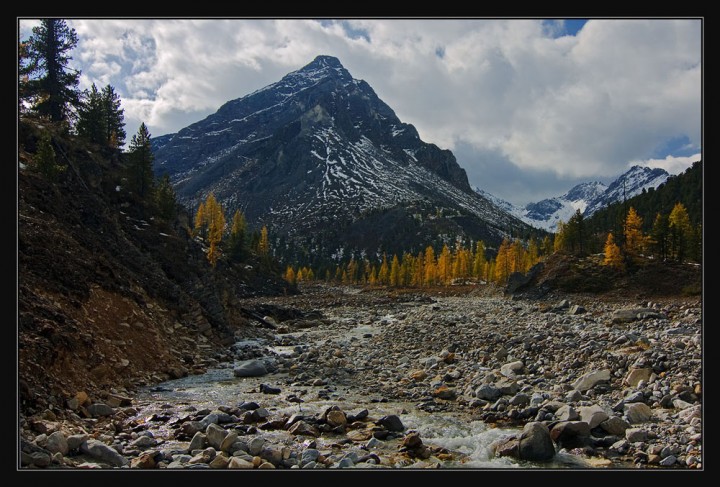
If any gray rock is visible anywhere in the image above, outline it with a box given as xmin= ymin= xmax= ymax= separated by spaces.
xmin=366 ymin=438 xmax=383 ymax=449
xmin=199 ymin=414 xmax=220 ymax=429
xmin=678 ymin=405 xmax=701 ymax=422
xmin=555 ymin=405 xmax=579 ymax=421
xmin=578 ymin=405 xmax=609 ymax=429
xmin=377 ymin=415 xmax=404 ymax=432
xmin=496 ymin=379 xmax=519 ymax=396
xmin=87 ymin=403 xmax=114 ymax=417
xmin=600 ymin=416 xmax=630 ymax=436
xmin=500 ymin=360 xmax=525 ymax=378
xmin=130 ymin=435 xmax=156 ymax=448
xmin=337 ymin=457 xmax=354 ymax=468
xmin=248 ymin=437 xmax=265 ymax=455
xmin=495 ymin=347 xmax=509 ymax=360
xmin=572 ymin=370 xmax=611 ymax=392
xmin=205 ymin=423 xmax=228 ymax=450
xmin=518 ymin=422 xmax=555 ymax=461
xmin=672 ymin=398 xmax=694 ymax=410
xmin=550 ymin=421 xmax=591 ymax=448
xmin=261 ymin=447 xmax=283 ymax=465
xmin=625 ymin=368 xmax=652 ymax=387
xmin=612 ymin=308 xmax=662 ymax=323
xmin=46 ymin=431 xmax=69 ymax=456
xmin=220 ymin=431 xmax=238 ymax=452
xmin=188 ymin=432 xmax=206 ymax=452
xmin=233 ymin=360 xmax=268 ymax=377
xmin=80 ymin=439 xmax=129 ymax=467
xmin=624 ymin=391 xmax=645 ymax=403
xmin=625 ymin=428 xmax=648 ymax=442
xmin=509 ymin=393 xmax=530 ymax=407
xmin=659 ymin=455 xmax=677 ymax=467
xmin=476 ymin=384 xmax=501 ymax=401
xmin=624 ymin=403 xmax=653 ymax=424
xmin=302 ymin=449 xmax=320 ymax=464
xmin=29 ymin=452 xmax=51 ymax=467
xmin=566 ymin=390 xmax=584 ymax=403
xmin=66 ymin=434 xmax=88 ymax=451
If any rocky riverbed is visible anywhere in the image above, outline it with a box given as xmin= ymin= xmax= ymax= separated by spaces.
xmin=19 ymin=284 xmax=702 ymax=470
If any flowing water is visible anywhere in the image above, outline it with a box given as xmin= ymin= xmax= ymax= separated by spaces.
xmin=132 ymin=319 xmax=597 ymax=469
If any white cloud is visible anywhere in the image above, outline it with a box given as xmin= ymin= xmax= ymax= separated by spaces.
xmin=26 ymin=18 xmax=700 ymax=204
xmin=630 ymin=153 xmax=701 ymax=175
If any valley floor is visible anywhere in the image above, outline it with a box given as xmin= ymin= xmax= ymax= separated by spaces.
xmin=19 ymin=283 xmax=702 ymax=470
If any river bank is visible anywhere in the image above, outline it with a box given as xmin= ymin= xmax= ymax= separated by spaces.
xmin=19 ymin=284 xmax=702 ymax=470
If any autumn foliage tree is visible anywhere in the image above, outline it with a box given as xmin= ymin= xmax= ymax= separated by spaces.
xmin=602 ymin=232 xmax=624 ymax=270
xmin=624 ymin=207 xmax=646 ymax=256
xmin=194 ymin=193 xmax=225 ymax=267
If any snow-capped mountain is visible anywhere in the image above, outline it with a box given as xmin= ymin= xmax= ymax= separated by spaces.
xmin=477 ymin=166 xmax=669 ymax=232
xmin=152 ymin=55 xmax=536 ymax=256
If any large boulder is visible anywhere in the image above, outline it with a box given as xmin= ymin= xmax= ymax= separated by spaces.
xmin=233 ymin=360 xmax=268 ymax=377
xmin=80 ymin=439 xmax=128 ymax=467
xmin=550 ymin=421 xmax=591 ymax=449
xmin=572 ymin=369 xmax=611 ymax=392
xmin=625 ymin=368 xmax=652 ymax=387
xmin=518 ymin=422 xmax=555 ymax=461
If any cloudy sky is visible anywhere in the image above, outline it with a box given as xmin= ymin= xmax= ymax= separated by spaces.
xmin=19 ymin=18 xmax=702 ymax=205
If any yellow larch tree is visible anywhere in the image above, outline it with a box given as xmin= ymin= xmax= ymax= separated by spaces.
xmin=424 ymin=246 xmax=437 ymax=286
xmin=624 ymin=207 xmax=646 ymax=255
xmin=602 ymin=232 xmax=624 ymax=270
xmin=389 ymin=254 xmax=402 ymax=287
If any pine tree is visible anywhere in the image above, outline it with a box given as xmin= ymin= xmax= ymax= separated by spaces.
xmin=650 ymin=212 xmax=669 ymax=261
xmin=35 ymin=133 xmax=65 ymax=181
xmin=155 ymin=174 xmax=177 ymax=220
xmin=76 ymin=83 xmax=106 ymax=144
xmin=228 ymin=209 xmax=247 ymax=260
xmin=602 ymin=232 xmax=624 ymax=270
xmin=25 ymin=19 xmax=81 ymax=122
xmin=18 ymin=36 xmax=32 ymax=113
xmin=127 ymin=122 xmax=154 ymax=198
xmin=102 ymin=85 xmax=125 ymax=147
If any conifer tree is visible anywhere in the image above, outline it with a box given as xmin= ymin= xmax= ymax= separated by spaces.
xmin=650 ymin=212 xmax=669 ymax=261
xmin=258 ymin=225 xmax=270 ymax=256
xmin=602 ymin=232 xmax=624 ymax=270
xmin=668 ymin=202 xmax=692 ymax=262
xmin=76 ymin=83 xmax=106 ymax=144
xmin=102 ymin=84 xmax=125 ymax=147
xmin=35 ymin=133 xmax=65 ymax=181
xmin=155 ymin=173 xmax=177 ymax=220
xmin=228 ymin=209 xmax=247 ymax=260
xmin=423 ymin=246 xmax=436 ymax=286
xmin=284 ymin=266 xmax=296 ymax=285
xmin=127 ymin=123 xmax=154 ymax=198
xmin=389 ymin=254 xmax=401 ymax=287
xmin=473 ymin=241 xmax=486 ymax=279
xmin=25 ymin=19 xmax=81 ymax=122
xmin=624 ymin=207 xmax=646 ymax=255
xmin=378 ymin=254 xmax=390 ymax=285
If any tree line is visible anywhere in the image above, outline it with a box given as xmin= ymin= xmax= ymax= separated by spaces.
xmin=284 ymin=235 xmax=551 ymax=287
xmin=19 ymin=19 xmax=177 ymax=220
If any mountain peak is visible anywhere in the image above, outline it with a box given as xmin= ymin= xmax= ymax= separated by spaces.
xmin=307 ymin=55 xmax=345 ymax=69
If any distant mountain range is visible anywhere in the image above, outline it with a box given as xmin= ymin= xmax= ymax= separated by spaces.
xmin=477 ymin=165 xmax=670 ymax=232
xmin=152 ymin=55 xmax=538 ymax=259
